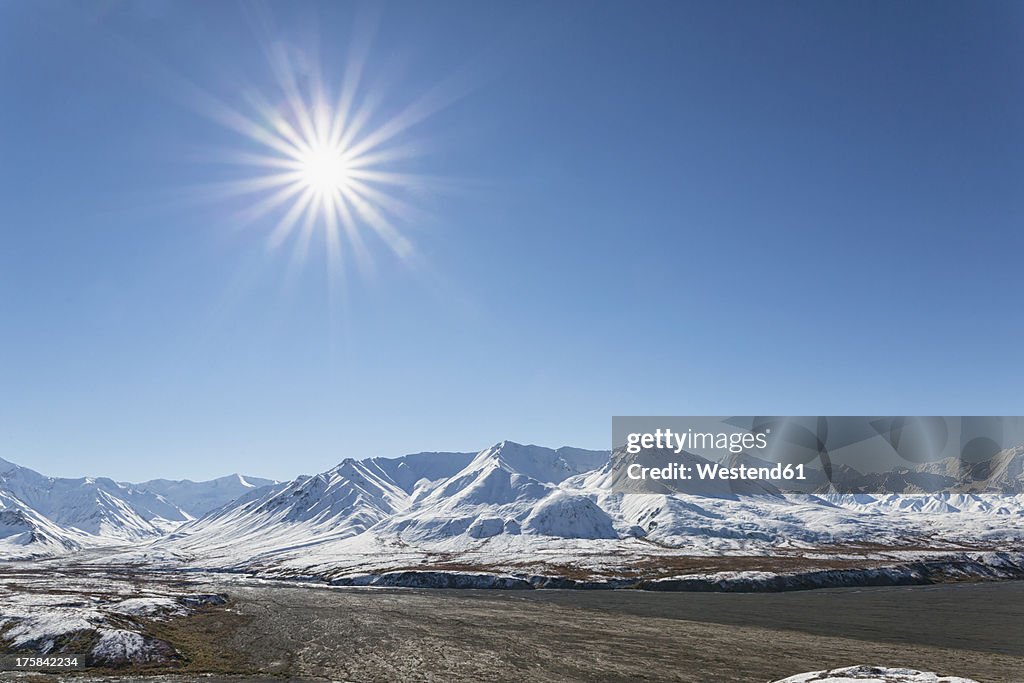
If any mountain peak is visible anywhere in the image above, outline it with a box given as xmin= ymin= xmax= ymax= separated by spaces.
xmin=0 ymin=457 xmax=35 ymax=476
xmin=470 ymin=442 xmax=607 ymax=485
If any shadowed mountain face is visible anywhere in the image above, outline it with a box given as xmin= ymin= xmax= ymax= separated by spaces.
xmin=0 ymin=490 xmax=83 ymax=558
xmin=807 ymin=446 xmax=1024 ymax=495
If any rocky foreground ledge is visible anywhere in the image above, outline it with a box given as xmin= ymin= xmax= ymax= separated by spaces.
xmin=772 ymin=665 xmax=979 ymax=682
xmin=303 ymin=551 xmax=1024 ymax=591
xmin=0 ymin=574 xmax=227 ymax=667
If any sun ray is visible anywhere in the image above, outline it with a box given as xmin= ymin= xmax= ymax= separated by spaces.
xmin=335 ymin=190 xmax=374 ymax=275
xmin=343 ymin=177 xmax=427 ymax=226
xmin=233 ymin=179 xmax=308 ymax=228
xmin=267 ymin=187 xmax=317 ymax=250
xmin=342 ymin=142 xmax=427 ymax=170
xmin=343 ymin=183 xmax=414 ymax=260
xmin=191 ymin=19 xmax=475 ymax=288
xmin=204 ymin=149 xmax=304 ymax=171
xmin=194 ymin=171 xmax=304 ymax=200
xmin=327 ymin=8 xmax=377 ymax=149
xmin=288 ymin=193 xmax=319 ymax=271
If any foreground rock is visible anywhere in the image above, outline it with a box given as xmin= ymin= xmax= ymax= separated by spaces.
xmin=0 ymin=572 xmax=226 ymax=667
xmin=642 ymin=552 xmax=1024 ymax=592
xmin=310 ymin=551 xmax=1024 ymax=591
xmin=773 ymin=665 xmax=979 ymax=682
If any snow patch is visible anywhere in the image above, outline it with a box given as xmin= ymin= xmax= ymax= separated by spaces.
xmin=523 ymin=492 xmax=617 ymax=539
xmin=772 ymin=665 xmax=979 ymax=682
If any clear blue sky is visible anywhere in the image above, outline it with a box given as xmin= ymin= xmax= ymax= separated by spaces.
xmin=1 ymin=1 xmax=1022 ymax=482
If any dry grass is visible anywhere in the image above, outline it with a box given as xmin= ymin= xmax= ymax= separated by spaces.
xmin=366 ymin=544 xmax=991 ymax=582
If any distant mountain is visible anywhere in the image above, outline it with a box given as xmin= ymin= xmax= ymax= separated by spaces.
xmin=356 ymin=451 xmax=476 ymax=494
xmin=154 ymin=452 xmax=483 ymax=563
xmin=131 ymin=474 xmax=279 ymax=517
xmin=0 ymin=457 xmax=278 ymax=558
xmin=374 ymin=441 xmax=616 ymax=543
xmin=0 ymin=490 xmax=85 ymax=559
xmin=5 ymin=440 xmax=1024 ymax=571
xmin=143 ymin=440 xmax=1024 ymax=580
xmin=0 ymin=457 xmax=187 ymax=540
xmin=159 ymin=450 xmax=500 ymax=561
xmin=149 ymin=442 xmax=615 ymax=564
xmin=807 ymin=446 xmax=1024 ymax=495
xmin=162 ymin=458 xmax=411 ymax=559
xmin=945 ymin=445 xmax=1024 ymax=494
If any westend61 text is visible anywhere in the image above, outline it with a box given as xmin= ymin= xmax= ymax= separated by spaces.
xmin=626 ymin=462 xmax=807 ymax=482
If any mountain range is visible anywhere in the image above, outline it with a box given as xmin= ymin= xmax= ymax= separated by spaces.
xmin=0 ymin=457 xmax=276 ymax=559
xmin=2 ymin=444 xmax=1024 ymax=577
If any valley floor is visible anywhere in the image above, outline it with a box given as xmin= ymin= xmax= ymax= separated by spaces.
xmin=2 ymin=566 xmax=1022 ymax=682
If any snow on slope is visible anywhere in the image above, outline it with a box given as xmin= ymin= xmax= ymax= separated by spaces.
xmin=131 ymin=473 xmax=279 ymax=517
xmin=772 ymin=665 xmax=978 ymax=682
xmin=953 ymin=444 xmax=1024 ymax=494
xmin=131 ymin=440 xmax=1024 ymax=579
xmin=10 ymin=441 xmax=1024 ymax=581
xmin=0 ymin=457 xmax=283 ymax=559
xmin=370 ymin=441 xmax=616 ymax=544
xmin=807 ymin=446 xmax=1024 ymax=495
xmin=0 ymin=491 xmax=86 ymax=559
xmin=565 ymin=450 xmax=885 ymax=549
xmin=0 ymin=458 xmax=186 ymax=541
xmin=143 ymin=442 xmax=615 ymax=566
xmin=358 ymin=451 xmax=476 ymax=494
xmin=157 ymin=458 xmax=415 ymax=564
xmin=522 ymin=491 xmax=617 ymax=538
xmin=0 ymin=570 xmax=226 ymax=665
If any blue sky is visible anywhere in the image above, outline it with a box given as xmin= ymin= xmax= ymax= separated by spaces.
xmin=1 ymin=1 xmax=1022 ymax=481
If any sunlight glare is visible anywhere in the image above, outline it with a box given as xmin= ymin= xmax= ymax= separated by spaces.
xmin=299 ymin=143 xmax=352 ymax=196
xmin=193 ymin=33 xmax=464 ymax=282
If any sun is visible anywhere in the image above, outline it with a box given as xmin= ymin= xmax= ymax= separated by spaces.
xmin=190 ymin=35 xmax=463 ymax=277
xmin=298 ymin=142 xmax=352 ymax=196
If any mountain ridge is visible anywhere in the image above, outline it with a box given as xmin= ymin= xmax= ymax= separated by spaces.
xmin=0 ymin=458 xmax=279 ymax=551
xmin=3 ymin=442 xmax=1024 ymax=572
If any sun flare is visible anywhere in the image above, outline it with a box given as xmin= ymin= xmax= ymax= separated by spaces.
xmin=191 ymin=34 xmax=465 ymax=279
xmin=298 ymin=143 xmax=352 ymax=195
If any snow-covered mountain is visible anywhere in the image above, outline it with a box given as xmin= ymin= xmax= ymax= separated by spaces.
xmin=0 ymin=457 xmax=277 ymax=558
xmin=5 ymin=441 xmax=1024 ymax=578
xmin=160 ymin=458 xmax=413 ymax=559
xmin=926 ymin=445 xmax=1024 ymax=494
xmin=156 ymin=446 xmax=597 ymax=561
xmin=0 ymin=491 xmax=85 ymax=559
xmin=130 ymin=474 xmax=279 ymax=517
xmin=129 ymin=443 xmax=615 ymax=568
xmin=813 ymin=446 xmax=1024 ymax=495
xmin=0 ymin=457 xmax=187 ymax=541
xmin=130 ymin=441 xmax=1024 ymax=580
xmin=358 ymin=451 xmax=476 ymax=493
xmin=372 ymin=442 xmax=616 ymax=544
